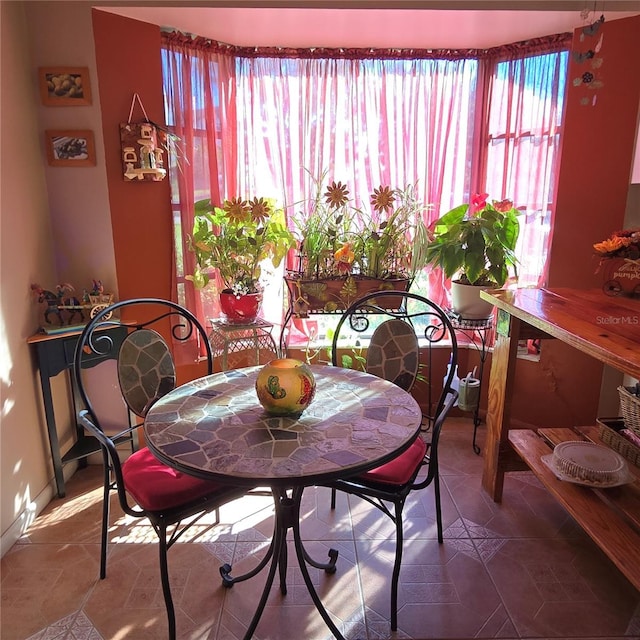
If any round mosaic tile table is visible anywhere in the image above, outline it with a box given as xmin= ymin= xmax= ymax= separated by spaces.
xmin=144 ymin=364 xmax=422 ymax=640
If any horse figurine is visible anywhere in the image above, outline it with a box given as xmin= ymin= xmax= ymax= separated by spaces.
xmin=31 ymin=283 xmax=64 ymax=325
xmin=31 ymin=283 xmax=85 ymax=325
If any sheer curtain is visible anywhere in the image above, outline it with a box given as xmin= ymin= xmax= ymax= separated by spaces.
xmin=480 ymin=47 xmax=569 ymax=287
xmin=233 ymin=55 xmax=477 ymax=313
xmin=233 ymin=56 xmax=475 ymax=203
xmin=161 ymin=33 xmax=570 ymax=327
xmin=162 ymin=33 xmax=237 ymax=323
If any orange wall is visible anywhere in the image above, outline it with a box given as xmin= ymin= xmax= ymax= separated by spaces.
xmin=92 ymin=10 xmax=173 ymax=303
xmin=92 ymin=10 xmax=210 ymax=384
xmin=509 ymin=15 xmax=640 ymax=429
xmin=548 ymin=15 xmax=640 ymax=289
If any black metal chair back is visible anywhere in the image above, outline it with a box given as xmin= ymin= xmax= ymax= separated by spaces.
xmin=327 ymin=289 xmax=459 ymax=631
xmin=331 ymin=289 xmax=458 ymax=421
xmin=73 ymin=298 xmax=245 ymax=640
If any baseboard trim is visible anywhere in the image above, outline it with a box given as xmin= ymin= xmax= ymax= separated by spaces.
xmin=1 ymin=462 xmax=78 ymax=558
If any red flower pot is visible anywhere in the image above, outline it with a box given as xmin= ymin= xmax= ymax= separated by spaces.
xmin=219 ymin=290 xmax=262 ymax=324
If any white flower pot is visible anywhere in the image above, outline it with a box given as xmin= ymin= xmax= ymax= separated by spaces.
xmin=450 ymin=280 xmax=496 ymax=319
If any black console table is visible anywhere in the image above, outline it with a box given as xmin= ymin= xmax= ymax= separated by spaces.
xmin=28 ymin=324 xmax=127 ymax=497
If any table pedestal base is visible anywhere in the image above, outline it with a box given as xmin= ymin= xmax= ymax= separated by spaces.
xmin=220 ymin=486 xmax=343 ymax=640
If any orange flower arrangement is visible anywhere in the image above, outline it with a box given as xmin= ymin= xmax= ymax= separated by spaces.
xmin=291 ymin=171 xmax=430 ymax=281
xmin=594 ymin=229 xmax=640 ymax=260
xmin=334 ymin=242 xmax=356 ymax=273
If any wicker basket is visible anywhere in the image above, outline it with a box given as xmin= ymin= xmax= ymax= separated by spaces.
xmin=597 ymin=417 xmax=640 ymax=468
xmin=618 ymin=386 xmax=640 ymax=437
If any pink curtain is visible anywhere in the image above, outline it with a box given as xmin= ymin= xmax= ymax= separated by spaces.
xmin=161 ymin=32 xmax=570 ymax=326
xmin=479 ymin=47 xmax=569 ymax=288
xmin=162 ymin=33 xmax=237 ymax=325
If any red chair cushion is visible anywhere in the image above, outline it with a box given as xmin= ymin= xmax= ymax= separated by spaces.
xmin=360 ymin=436 xmax=427 ymax=486
xmin=122 ymin=447 xmax=223 ymax=511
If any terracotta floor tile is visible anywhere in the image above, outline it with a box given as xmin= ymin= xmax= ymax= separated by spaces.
xmin=2 ymin=419 xmax=639 ymax=640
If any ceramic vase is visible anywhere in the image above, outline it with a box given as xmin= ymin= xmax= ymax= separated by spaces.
xmin=255 ymin=358 xmax=316 ymax=415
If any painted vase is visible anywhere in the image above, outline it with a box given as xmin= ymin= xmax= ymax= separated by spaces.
xmin=219 ymin=290 xmax=262 ymax=324
xmin=255 ymin=358 xmax=316 ymax=416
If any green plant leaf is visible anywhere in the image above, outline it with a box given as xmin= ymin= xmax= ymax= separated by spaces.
xmin=188 ymin=195 xmax=295 ymax=292
xmin=426 ymin=200 xmax=520 ymax=287
xmin=291 ymin=174 xmax=430 ymax=280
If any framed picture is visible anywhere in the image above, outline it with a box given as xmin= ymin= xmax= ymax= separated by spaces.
xmin=39 ymin=66 xmax=92 ymax=106
xmin=45 ymin=130 xmax=96 ymax=167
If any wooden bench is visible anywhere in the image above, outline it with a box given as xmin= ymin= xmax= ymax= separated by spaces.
xmin=509 ymin=426 xmax=640 ymax=591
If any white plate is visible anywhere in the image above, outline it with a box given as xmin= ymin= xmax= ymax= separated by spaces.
xmin=555 ymin=440 xmax=625 ymax=471
xmin=541 ymin=453 xmax=634 ymax=488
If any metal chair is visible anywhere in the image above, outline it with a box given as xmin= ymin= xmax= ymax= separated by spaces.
xmin=73 ymin=298 xmax=247 ymax=640
xmin=324 ymin=290 xmax=458 ymax=631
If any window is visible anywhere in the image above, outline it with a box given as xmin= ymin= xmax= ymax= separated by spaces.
xmin=484 ymin=51 xmax=568 ymax=287
xmin=162 ymin=34 xmax=570 ymax=333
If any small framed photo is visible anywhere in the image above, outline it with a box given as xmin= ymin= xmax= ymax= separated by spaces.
xmin=39 ymin=66 xmax=92 ymax=106
xmin=45 ymin=130 xmax=96 ymax=167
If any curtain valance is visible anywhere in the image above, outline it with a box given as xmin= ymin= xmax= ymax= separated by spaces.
xmin=161 ymin=30 xmax=571 ymax=61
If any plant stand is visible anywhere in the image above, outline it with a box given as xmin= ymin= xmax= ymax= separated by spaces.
xmin=447 ymin=311 xmax=493 ymax=454
xmin=208 ymin=319 xmax=277 ymax=370
xmin=280 ymin=273 xmax=412 ymax=353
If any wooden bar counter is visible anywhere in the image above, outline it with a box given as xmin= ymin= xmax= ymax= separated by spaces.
xmin=480 ymin=287 xmax=640 ymax=592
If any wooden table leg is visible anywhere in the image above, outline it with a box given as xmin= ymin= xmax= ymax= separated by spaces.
xmin=482 ymin=312 xmax=521 ymax=501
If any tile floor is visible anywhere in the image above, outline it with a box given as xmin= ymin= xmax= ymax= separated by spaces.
xmin=1 ymin=419 xmax=639 ymax=640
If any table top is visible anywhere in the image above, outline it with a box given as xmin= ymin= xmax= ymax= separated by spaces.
xmin=144 ymin=365 xmax=423 ymax=488
xmin=481 ymin=287 xmax=640 ymax=379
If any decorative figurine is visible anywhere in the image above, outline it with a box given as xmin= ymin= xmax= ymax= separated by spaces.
xmin=119 ymin=120 xmax=167 ymax=182
xmin=31 ymin=280 xmax=115 ymax=326
xmin=31 ymin=283 xmax=83 ymax=325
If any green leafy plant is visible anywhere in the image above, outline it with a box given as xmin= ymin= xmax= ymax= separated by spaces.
xmin=425 ymin=193 xmax=521 ymax=287
xmin=291 ymin=172 xmax=431 ymax=281
xmin=188 ymin=197 xmax=295 ymax=294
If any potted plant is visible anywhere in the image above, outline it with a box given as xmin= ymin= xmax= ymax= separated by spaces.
xmin=188 ymin=196 xmax=295 ymax=323
xmin=286 ymin=173 xmax=431 ymax=315
xmin=425 ymin=193 xmax=520 ymax=319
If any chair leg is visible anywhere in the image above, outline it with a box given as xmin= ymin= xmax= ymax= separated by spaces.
xmin=390 ymin=500 xmax=404 ymax=632
xmin=99 ymin=460 xmax=111 ymax=579
xmin=330 ymin=487 xmax=337 ymax=509
xmin=158 ymin=528 xmax=177 ymax=640
xmin=434 ymin=474 xmax=443 ymax=544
